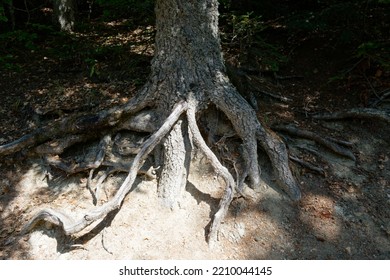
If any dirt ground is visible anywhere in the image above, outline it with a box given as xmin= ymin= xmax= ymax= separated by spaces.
xmin=0 ymin=21 xmax=389 ymax=260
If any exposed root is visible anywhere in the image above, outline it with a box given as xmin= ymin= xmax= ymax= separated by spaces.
xmin=313 ymin=108 xmax=390 ymax=124
xmin=371 ymin=89 xmax=390 ymax=107
xmin=187 ymin=105 xmax=236 ymax=245
xmin=255 ymin=125 xmax=302 ymax=201
xmin=11 ymin=78 xmax=306 ymax=247
xmin=45 ymin=134 xmax=112 ymax=174
xmin=0 ymin=90 xmax=153 ymax=156
xmin=22 ymin=101 xmax=188 ymax=236
xmin=257 ymin=89 xmax=292 ymax=103
xmin=34 ymin=135 xmax=91 ymax=155
xmin=208 ymin=185 xmax=234 ymax=247
xmin=187 ymin=107 xmax=239 ymax=189
xmin=273 ymin=124 xmax=356 ymax=161
xmin=210 ymin=72 xmax=301 ymax=201
xmin=289 ymin=155 xmax=325 ymax=176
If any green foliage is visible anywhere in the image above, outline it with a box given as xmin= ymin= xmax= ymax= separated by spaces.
xmin=0 ymin=29 xmax=37 ymax=50
xmin=0 ymin=0 xmax=12 ymax=22
xmin=221 ymin=10 xmax=287 ymax=72
xmin=219 ymin=0 xmax=231 ymax=10
xmin=0 ymin=29 xmax=38 ymax=70
xmin=94 ymin=0 xmax=154 ymax=22
xmin=248 ymin=42 xmax=288 ymax=72
xmin=28 ymin=23 xmax=57 ymax=35
xmin=0 ymin=54 xmax=17 ymax=70
xmin=229 ymin=12 xmax=265 ymax=48
xmin=355 ymin=41 xmax=390 ymax=70
xmin=0 ymin=0 xmax=11 ymax=22
xmin=0 ymin=6 xmax=7 ymax=22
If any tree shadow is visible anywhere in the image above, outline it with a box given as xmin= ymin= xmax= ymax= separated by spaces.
xmin=236 ymin=126 xmax=390 ymax=260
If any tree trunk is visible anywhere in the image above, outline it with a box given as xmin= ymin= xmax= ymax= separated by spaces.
xmin=152 ymin=0 xmax=300 ymax=207
xmin=53 ymin=0 xmax=76 ymax=32
xmin=152 ymin=0 xmax=224 ymax=207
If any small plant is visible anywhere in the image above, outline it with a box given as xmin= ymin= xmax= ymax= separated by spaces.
xmin=225 ymin=12 xmax=265 ymax=49
xmin=0 ymin=0 xmax=11 ymax=23
xmin=0 ymin=30 xmax=38 ymax=50
xmin=94 ymin=0 xmax=155 ymax=22
xmin=0 ymin=54 xmax=17 ymax=70
xmin=85 ymin=58 xmax=100 ymax=78
xmin=221 ymin=10 xmax=287 ymax=72
xmin=355 ymin=41 xmax=390 ymax=70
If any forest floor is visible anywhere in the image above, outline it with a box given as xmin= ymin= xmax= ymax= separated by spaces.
xmin=0 ymin=19 xmax=389 ymax=260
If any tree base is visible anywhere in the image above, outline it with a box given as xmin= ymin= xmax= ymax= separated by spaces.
xmin=2 ymin=74 xmax=302 ymax=246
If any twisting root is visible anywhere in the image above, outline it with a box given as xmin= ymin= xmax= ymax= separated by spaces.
xmin=17 ymin=81 xmax=304 ymax=246
xmin=186 ymin=105 xmax=236 ymax=245
xmin=289 ymin=155 xmax=325 ymax=175
xmin=211 ymin=72 xmax=301 ymax=201
xmin=255 ymin=125 xmax=301 ymax=201
xmin=22 ymin=101 xmax=188 ymax=236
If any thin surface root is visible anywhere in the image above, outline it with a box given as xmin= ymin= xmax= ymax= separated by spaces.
xmin=313 ymin=108 xmax=390 ymax=124
xmin=273 ymin=124 xmax=356 ymax=161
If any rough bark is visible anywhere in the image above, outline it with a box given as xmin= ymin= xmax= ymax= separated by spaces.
xmin=158 ymin=118 xmax=192 ymax=209
xmin=53 ymin=0 xmax=76 ymax=32
xmin=149 ymin=0 xmax=300 ymax=230
xmin=151 ymin=0 xmax=223 ymax=206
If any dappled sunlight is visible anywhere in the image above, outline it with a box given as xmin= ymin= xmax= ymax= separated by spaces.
xmin=298 ymin=193 xmax=342 ymax=243
xmin=27 ymin=79 xmax=133 ymax=117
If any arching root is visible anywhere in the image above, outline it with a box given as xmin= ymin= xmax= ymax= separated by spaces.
xmin=186 ymin=105 xmax=236 ymax=245
xmin=22 ymin=101 xmax=188 ymax=236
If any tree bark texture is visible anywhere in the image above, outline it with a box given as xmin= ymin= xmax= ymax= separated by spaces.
xmin=152 ymin=0 xmax=224 ymax=206
xmin=152 ymin=0 xmax=300 ymax=205
xmin=53 ymin=0 xmax=76 ymax=32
